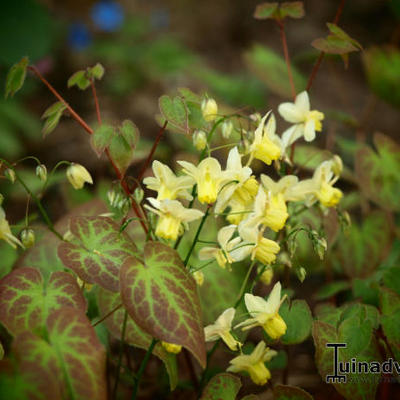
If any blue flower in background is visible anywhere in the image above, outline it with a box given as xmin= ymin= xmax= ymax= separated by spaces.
xmin=68 ymin=22 xmax=92 ymax=51
xmin=91 ymin=1 xmax=124 ymax=32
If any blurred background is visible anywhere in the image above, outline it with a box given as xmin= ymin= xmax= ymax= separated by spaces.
xmin=1 ymin=1 xmax=400 ymax=398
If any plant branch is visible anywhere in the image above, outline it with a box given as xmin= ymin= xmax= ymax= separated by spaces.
xmin=306 ymin=0 xmax=347 ymax=91
xmin=131 ymin=338 xmax=158 ymax=399
xmin=92 ymin=303 xmax=123 ymax=327
xmin=276 ymin=19 xmax=296 ymax=100
xmin=90 ymin=79 xmax=102 ymax=125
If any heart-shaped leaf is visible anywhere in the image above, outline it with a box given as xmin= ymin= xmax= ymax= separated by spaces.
xmin=58 ymin=216 xmax=139 ymax=292
xmin=120 ymin=241 xmax=206 ymax=367
xmin=200 ymin=373 xmax=241 ymax=400
xmin=97 ymin=287 xmax=178 ymax=389
xmin=0 ymin=267 xmax=86 ymax=336
xmin=159 ymin=95 xmax=189 ymax=133
xmin=280 ymin=299 xmax=312 ymax=345
xmin=91 ymin=124 xmax=115 ymax=156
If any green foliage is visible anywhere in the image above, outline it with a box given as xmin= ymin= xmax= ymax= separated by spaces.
xmin=280 ymin=300 xmax=312 ymax=345
xmin=363 ymin=46 xmax=400 ymax=107
xmin=244 ymin=45 xmax=306 ymax=98
xmin=5 ymin=57 xmax=29 ymax=98
xmin=41 ymin=101 xmax=67 ymax=136
xmin=120 ymin=241 xmax=206 ymax=367
xmin=315 ymin=281 xmax=351 ymax=300
xmin=0 ymin=267 xmax=86 ymax=336
xmin=91 ymin=124 xmax=115 ymax=156
xmin=58 ymin=216 xmax=139 ymax=292
xmin=159 ymin=95 xmax=189 ymax=134
xmin=254 ymin=2 xmax=305 ymax=20
xmin=200 ymin=373 xmax=241 ymax=400
xmin=312 ymin=23 xmax=362 ymax=67
xmin=68 ymin=63 xmax=105 ymax=90
xmin=273 ymin=384 xmax=314 ymax=400
xmin=356 ymin=132 xmax=400 ymax=211
xmin=97 ymin=288 xmax=178 ymax=389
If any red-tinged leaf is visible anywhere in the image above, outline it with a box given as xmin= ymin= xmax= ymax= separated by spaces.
xmin=0 ymin=357 xmax=63 ymax=400
xmin=200 ymin=372 xmax=241 ymax=400
xmin=58 ymin=216 xmax=138 ymax=292
xmin=159 ymin=95 xmax=189 ymax=134
xmin=120 ymin=241 xmax=206 ymax=367
xmin=0 ymin=267 xmax=86 ymax=336
xmin=97 ymin=288 xmax=178 ymax=389
xmin=254 ymin=2 xmax=279 ymax=19
xmin=280 ymin=2 xmax=305 ymax=19
xmin=273 ymin=384 xmax=313 ymax=400
xmin=91 ymin=124 xmax=115 ymax=156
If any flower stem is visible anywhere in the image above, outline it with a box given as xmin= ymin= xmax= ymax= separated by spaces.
xmin=92 ymin=303 xmax=123 ymax=327
xmin=235 ymin=259 xmax=257 ymax=308
xmin=112 ymin=310 xmax=128 ymax=399
xmin=90 ymin=79 xmax=102 ymax=125
xmin=131 ymin=338 xmax=158 ymax=399
xmin=184 ymin=204 xmax=211 ymax=267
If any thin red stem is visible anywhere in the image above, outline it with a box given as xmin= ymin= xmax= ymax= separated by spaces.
xmin=90 ymin=79 xmax=102 ymax=125
xmin=276 ymin=19 xmax=296 ymax=100
xmin=28 ymin=65 xmax=149 ymax=234
xmin=306 ymin=0 xmax=347 ymax=91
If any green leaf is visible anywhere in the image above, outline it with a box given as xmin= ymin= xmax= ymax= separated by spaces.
xmin=5 ymin=56 xmax=29 ymax=98
xmin=91 ymin=124 xmax=115 ymax=156
xmin=314 ymin=303 xmax=343 ymax=327
xmin=383 ymin=266 xmax=400 ymax=296
xmin=280 ymin=2 xmax=305 ymax=19
xmin=67 ymin=70 xmax=91 ymax=90
xmin=0 ymin=267 xmax=86 ymax=336
xmin=58 ymin=216 xmax=139 ymax=292
xmin=107 ymin=121 xmax=139 ymax=174
xmin=244 ymin=45 xmax=306 ymax=98
xmin=254 ymin=3 xmax=279 ymax=19
xmin=41 ymin=101 xmax=67 ymax=136
xmin=159 ymin=95 xmax=189 ymax=133
xmin=12 ymin=307 xmax=107 ymax=400
xmin=315 ymin=281 xmax=350 ymax=300
xmin=97 ymin=287 xmax=178 ymax=390
xmin=379 ymin=288 xmax=400 ymax=359
xmin=120 ymin=241 xmax=206 ymax=367
xmin=331 ymin=210 xmax=392 ymax=278
xmin=280 ymin=299 xmax=312 ymax=345
xmin=200 ymin=373 xmax=241 ymax=400
xmin=273 ymin=384 xmax=313 ymax=400
xmin=88 ymin=63 xmax=105 ymax=80
xmin=356 ymin=133 xmax=400 ymax=211
xmin=363 ymin=46 xmax=400 ymax=107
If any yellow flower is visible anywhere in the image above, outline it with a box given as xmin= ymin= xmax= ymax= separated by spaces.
xmin=178 ymin=157 xmax=230 ymax=204
xmin=143 ymin=160 xmax=194 ymax=201
xmin=201 ymin=98 xmax=218 ymax=122
xmin=259 ymin=267 xmax=273 ymax=286
xmin=66 ymin=163 xmax=93 ymax=190
xmin=278 ymin=91 xmax=324 ymax=150
xmin=0 ymin=207 xmax=23 ymax=249
xmin=292 ymin=156 xmax=343 ymax=208
xmin=198 ymin=225 xmax=241 ymax=269
xmin=145 ymin=198 xmax=204 ymax=241
xmin=161 ymin=342 xmax=182 ymax=354
xmin=227 ymin=341 xmax=277 ymax=385
xmin=192 ymin=270 xmax=204 ymax=286
xmin=248 ymin=112 xmax=282 ymax=166
xmin=204 ymin=308 xmax=241 ymax=351
xmin=236 ymin=282 xmax=287 ymax=340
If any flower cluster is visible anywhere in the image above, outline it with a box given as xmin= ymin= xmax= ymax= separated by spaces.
xmin=140 ymin=90 xmax=343 ymax=385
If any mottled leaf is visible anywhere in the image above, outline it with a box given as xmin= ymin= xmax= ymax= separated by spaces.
xmin=0 ymin=267 xmax=86 ymax=336
xmin=273 ymin=384 xmax=313 ymax=400
xmin=159 ymin=95 xmax=189 ymax=133
xmin=5 ymin=57 xmax=29 ymax=98
xmin=120 ymin=241 xmax=206 ymax=367
xmin=91 ymin=124 xmax=115 ymax=156
xmin=280 ymin=300 xmax=312 ymax=345
xmin=97 ymin=287 xmax=178 ymax=389
xmin=200 ymin=372 xmax=241 ymax=400
xmin=58 ymin=216 xmax=138 ymax=292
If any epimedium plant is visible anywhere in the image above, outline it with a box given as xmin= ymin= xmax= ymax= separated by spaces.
xmin=0 ymin=2 xmax=399 ymax=400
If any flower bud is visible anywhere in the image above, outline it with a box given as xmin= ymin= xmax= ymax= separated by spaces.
xmin=260 ymin=267 xmax=273 ymax=286
xmin=201 ymin=98 xmax=218 ymax=122
xmin=133 ymin=187 xmax=144 ymax=204
xmin=161 ymin=341 xmax=182 ymax=354
xmin=193 ymin=270 xmax=204 ymax=286
xmin=192 ymin=130 xmax=207 ymax=151
xmin=4 ymin=169 xmax=16 ymax=184
xmin=66 ymin=163 xmax=93 ymax=190
xmin=296 ymin=267 xmax=306 ymax=283
xmin=221 ymin=120 xmax=233 ymax=139
xmin=36 ymin=164 xmax=47 ymax=181
xmin=21 ymin=228 xmax=35 ymax=248
xmin=331 ymin=155 xmax=343 ymax=176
